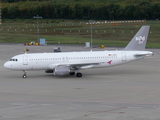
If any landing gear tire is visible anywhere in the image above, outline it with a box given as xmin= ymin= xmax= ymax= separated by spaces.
xmin=23 ymin=75 xmax=27 ymax=78
xmin=76 ymin=72 xmax=82 ymax=78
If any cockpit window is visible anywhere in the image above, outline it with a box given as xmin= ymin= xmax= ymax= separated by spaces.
xmin=10 ymin=59 xmax=18 ymax=61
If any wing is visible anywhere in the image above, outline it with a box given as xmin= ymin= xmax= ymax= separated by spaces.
xmin=57 ymin=62 xmax=101 ymax=70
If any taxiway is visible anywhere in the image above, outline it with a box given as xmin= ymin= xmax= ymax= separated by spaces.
xmin=0 ymin=44 xmax=160 ymax=120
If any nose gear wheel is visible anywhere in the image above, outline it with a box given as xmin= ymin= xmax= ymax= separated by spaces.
xmin=23 ymin=70 xmax=27 ymax=78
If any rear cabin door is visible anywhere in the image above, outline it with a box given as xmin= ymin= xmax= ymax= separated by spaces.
xmin=121 ymin=52 xmax=127 ymax=62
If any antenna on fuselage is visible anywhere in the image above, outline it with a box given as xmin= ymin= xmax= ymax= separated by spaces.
xmin=24 ymin=48 xmax=29 ymax=54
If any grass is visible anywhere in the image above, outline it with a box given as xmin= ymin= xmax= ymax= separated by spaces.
xmin=0 ymin=19 xmax=160 ymax=48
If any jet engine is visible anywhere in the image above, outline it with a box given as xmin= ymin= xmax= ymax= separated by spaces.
xmin=45 ymin=70 xmax=53 ymax=73
xmin=53 ymin=67 xmax=70 ymax=76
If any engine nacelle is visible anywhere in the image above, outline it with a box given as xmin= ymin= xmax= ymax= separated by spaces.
xmin=53 ymin=67 xmax=70 ymax=76
xmin=45 ymin=70 xmax=53 ymax=73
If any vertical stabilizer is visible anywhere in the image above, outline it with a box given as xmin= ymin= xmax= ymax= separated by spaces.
xmin=124 ymin=26 xmax=150 ymax=51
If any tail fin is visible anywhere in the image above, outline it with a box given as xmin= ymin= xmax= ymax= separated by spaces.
xmin=124 ymin=25 xmax=150 ymax=51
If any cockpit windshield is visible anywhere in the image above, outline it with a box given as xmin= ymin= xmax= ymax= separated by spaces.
xmin=10 ymin=59 xmax=18 ymax=61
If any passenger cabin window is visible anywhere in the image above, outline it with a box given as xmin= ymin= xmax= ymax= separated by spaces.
xmin=10 ymin=59 xmax=18 ymax=61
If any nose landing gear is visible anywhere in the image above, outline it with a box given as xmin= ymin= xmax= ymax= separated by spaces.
xmin=23 ymin=70 xmax=27 ymax=78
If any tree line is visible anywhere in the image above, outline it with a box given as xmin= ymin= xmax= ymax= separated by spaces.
xmin=1 ymin=0 xmax=160 ymax=20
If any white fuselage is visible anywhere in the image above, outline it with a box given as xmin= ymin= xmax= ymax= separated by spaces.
xmin=4 ymin=50 xmax=152 ymax=71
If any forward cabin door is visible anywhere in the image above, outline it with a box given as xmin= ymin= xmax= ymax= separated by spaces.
xmin=23 ymin=56 xmax=28 ymax=65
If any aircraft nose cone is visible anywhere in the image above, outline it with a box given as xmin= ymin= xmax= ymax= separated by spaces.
xmin=4 ymin=62 xmax=10 ymax=69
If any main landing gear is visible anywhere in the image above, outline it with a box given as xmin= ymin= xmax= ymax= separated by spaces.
xmin=23 ymin=70 xmax=27 ymax=78
xmin=70 ymin=72 xmax=82 ymax=77
xmin=76 ymin=72 xmax=82 ymax=77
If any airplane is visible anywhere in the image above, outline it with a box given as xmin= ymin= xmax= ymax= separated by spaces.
xmin=4 ymin=25 xmax=153 ymax=78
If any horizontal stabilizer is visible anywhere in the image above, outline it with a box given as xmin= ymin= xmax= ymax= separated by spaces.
xmin=134 ymin=52 xmax=153 ymax=58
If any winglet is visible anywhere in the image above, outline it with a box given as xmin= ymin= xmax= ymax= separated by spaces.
xmin=124 ymin=26 xmax=150 ymax=51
